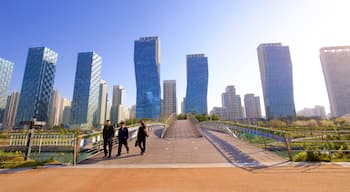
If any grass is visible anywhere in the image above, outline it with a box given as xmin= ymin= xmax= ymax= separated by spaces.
xmin=0 ymin=151 xmax=62 ymax=169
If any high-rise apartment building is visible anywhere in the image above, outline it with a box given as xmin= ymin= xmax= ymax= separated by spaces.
xmin=110 ymin=85 xmax=125 ymax=125
xmin=163 ymin=80 xmax=177 ymax=117
xmin=2 ymin=91 xmax=19 ymax=130
xmin=97 ymin=80 xmax=108 ymax=127
xmin=244 ymin=94 xmax=262 ymax=119
xmin=48 ymin=89 xmax=60 ymax=126
xmin=222 ymin=86 xmax=243 ymax=120
xmin=59 ymin=98 xmax=71 ymax=126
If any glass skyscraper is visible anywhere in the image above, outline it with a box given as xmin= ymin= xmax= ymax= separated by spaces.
xmin=257 ymin=43 xmax=296 ymax=119
xmin=320 ymin=46 xmax=350 ymax=117
xmin=185 ymin=54 xmax=208 ymax=114
xmin=134 ymin=36 xmax=161 ymax=120
xmin=0 ymin=58 xmax=14 ymax=122
xmin=71 ymin=52 xmax=102 ymax=127
xmin=16 ymin=47 xmax=58 ymax=125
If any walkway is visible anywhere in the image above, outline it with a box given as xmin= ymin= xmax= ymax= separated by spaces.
xmin=81 ymin=120 xmax=228 ymax=166
xmin=81 ymin=120 xmax=287 ymax=168
xmin=2 ymin=165 xmax=350 ymax=192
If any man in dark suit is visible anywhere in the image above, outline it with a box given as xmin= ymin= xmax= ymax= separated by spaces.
xmin=116 ymin=121 xmax=129 ymax=157
xmin=103 ymin=120 xmax=115 ymax=158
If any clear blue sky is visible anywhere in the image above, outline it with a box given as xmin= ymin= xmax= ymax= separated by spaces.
xmin=1 ymin=0 xmax=349 ymax=115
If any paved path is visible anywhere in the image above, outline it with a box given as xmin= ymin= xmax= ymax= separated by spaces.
xmin=164 ymin=119 xmax=201 ymax=138
xmin=2 ymin=165 xmax=350 ymax=192
xmin=81 ymin=120 xmax=287 ymax=168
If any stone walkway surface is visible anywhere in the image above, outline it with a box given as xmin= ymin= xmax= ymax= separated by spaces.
xmin=2 ymin=120 xmax=350 ymax=191
xmin=81 ymin=120 xmax=288 ymax=167
xmin=81 ymin=120 xmax=228 ymax=166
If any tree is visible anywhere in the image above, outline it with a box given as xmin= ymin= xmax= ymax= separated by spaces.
xmin=210 ymin=114 xmax=220 ymax=121
xmin=269 ymin=119 xmax=287 ymax=129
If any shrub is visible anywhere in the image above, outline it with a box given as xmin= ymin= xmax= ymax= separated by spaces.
xmin=293 ymin=151 xmax=307 ymax=162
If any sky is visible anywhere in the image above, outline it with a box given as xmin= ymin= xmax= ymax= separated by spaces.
xmin=1 ymin=0 xmax=350 ymax=116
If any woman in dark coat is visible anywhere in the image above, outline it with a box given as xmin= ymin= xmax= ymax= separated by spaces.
xmin=137 ymin=121 xmax=149 ymax=155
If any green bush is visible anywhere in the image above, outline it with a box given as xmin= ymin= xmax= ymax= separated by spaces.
xmin=293 ymin=151 xmax=307 ymax=162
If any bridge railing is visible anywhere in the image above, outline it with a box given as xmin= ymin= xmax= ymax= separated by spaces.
xmin=201 ymin=121 xmax=350 ymax=162
xmin=161 ymin=113 xmax=177 ymax=138
xmin=201 ymin=121 xmax=293 ymax=160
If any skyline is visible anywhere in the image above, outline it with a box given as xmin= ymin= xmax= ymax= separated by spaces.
xmin=1 ymin=0 xmax=350 ymax=115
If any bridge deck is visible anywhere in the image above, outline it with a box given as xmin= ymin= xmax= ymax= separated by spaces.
xmin=81 ymin=120 xmax=228 ymax=166
xmin=81 ymin=120 xmax=286 ymax=167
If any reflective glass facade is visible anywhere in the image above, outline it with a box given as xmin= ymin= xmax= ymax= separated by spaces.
xmin=257 ymin=43 xmax=296 ymax=119
xmin=71 ymin=52 xmax=102 ymax=127
xmin=320 ymin=46 xmax=350 ymax=117
xmin=134 ymin=37 xmax=161 ymax=120
xmin=0 ymin=58 xmax=14 ymax=121
xmin=16 ymin=47 xmax=58 ymax=124
xmin=185 ymin=54 xmax=208 ymax=114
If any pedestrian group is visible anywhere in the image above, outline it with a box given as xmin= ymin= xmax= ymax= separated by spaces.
xmin=102 ymin=120 xmax=149 ymax=158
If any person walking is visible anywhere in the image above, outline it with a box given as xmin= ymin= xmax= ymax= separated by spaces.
xmin=102 ymin=120 xmax=115 ymax=158
xmin=116 ymin=121 xmax=129 ymax=157
xmin=136 ymin=121 xmax=149 ymax=155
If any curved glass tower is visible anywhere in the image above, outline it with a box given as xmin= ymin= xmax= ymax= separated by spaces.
xmin=134 ymin=36 xmax=161 ymax=120
xmin=257 ymin=43 xmax=296 ymax=119
xmin=16 ymin=47 xmax=58 ymax=125
xmin=185 ymin=54 xmax=208 ymax=115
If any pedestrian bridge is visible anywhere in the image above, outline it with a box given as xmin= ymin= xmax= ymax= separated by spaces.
xmin=80 ymin=119 xmax=287 ymax=168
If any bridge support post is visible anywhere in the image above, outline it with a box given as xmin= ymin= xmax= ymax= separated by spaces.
xmin=24 ymin=121 xmax=34 ymax=161
xmin=73 ymin=136 xmax=80 ymax=166
xmin=284 ymin=134 xmax=293 ymax=161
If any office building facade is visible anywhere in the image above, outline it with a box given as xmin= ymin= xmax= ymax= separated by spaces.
xmin=257 ymin=43 xmax=296 ymax=119
xmin=320 ymin=46 xmax=350 ymax=117
xmin=0 ymin=58 xmax=14 ymax=122
xmin=71 ymin=52 xmax=102 ymax=127
xmin=16 ymin=47 xmax=58 ymax=125
xmin=134 ymin=36 xmax=161 ymax=120
xmin=185 ymin=54 xmax=208 ymax=114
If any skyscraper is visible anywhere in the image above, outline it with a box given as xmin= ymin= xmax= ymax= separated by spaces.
xmin=110 ymin=85 xmax=125 ymax=125
xmin=16 ymin=47 xmax=58 ymax=125
xmin=2 ymin=91 xmax=19 ymax=130
xmin=244 ymin=94 xmax=262 ymax=119
xmin=185 ymin=54 xmax=208 ymax=114
xmin=181 ymin=97 xmax=186 ymax=115
xmin=0 ymin=58 xmax=14 ymax=122
xmin=58 ymin=98 xmax=71 ymax=125
xmin=320 ymin=46 xmax=350 ymax=117
xmin=257 ymin=43 xmax=296 ymax=119
xmin=71 ymin=52 xmax=102 ymax=127
xmin=222 ymin=85 xmax=243 ymax=120
xmin=134 ymin=36 xmax=161 ymax=120
xmin=163 ymin=80 xmax=177 ymax=117
xmin=48 ymin=89 xmax=60 ymax=126
xmin=97 ymin=80 xmax=108 ymax=127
